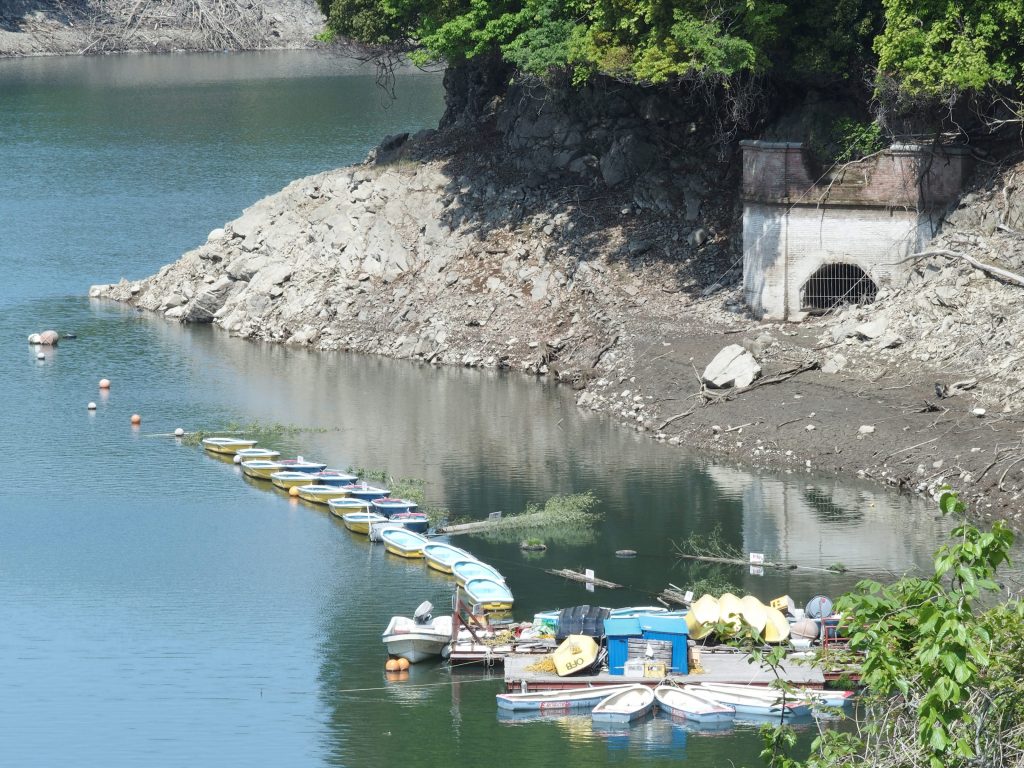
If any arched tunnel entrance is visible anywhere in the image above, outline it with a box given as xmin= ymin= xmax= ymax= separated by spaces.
xmin=800 ymin=262 xmax=878 ymax=314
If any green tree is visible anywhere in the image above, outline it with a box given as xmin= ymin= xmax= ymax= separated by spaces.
xmin=759 ymin=488 xmax=1024 ymax=768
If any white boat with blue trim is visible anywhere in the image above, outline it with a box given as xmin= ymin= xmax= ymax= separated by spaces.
xmin=591 ymin=685 xmax=655 ymax=723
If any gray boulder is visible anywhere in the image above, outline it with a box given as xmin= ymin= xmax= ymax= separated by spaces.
xmin=182 ymin=275 xmax=234 ymax=323
xmin=600 ymin=134 xmax=657 ymax=187
xmin=702 ymin=344 xmax=762 ymax=388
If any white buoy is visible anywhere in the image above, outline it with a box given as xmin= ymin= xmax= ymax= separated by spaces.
xmin=87 ymin=402 xmax=97 ymax=410
xmin=174 ymin=427 xmax=185 ymax=437
xmin=233 ymin=454 xmax=242 ymax=464
xmin=36 ymin=352 xmax=45 ymax=360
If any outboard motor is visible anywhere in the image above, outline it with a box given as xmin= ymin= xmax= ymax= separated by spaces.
xmin=413 ymin=601 xmax=433 ymax=625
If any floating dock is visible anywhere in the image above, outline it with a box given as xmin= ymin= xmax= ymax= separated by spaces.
xmin=503 ymin=648 xmax=825 ymax=692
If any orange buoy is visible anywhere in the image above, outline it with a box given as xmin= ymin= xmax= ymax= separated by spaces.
xmin=289 ymin=486 xmax=300 ymax=497
xmin=397 ymin=657 xmax=410 ymax=671
xmin=99 ymin=378 xmax=111 ymax=389
xmin=385 ymin=658 xmax=400 ymax=672
xmin=130 ymin=414 xmax=141 ymax=425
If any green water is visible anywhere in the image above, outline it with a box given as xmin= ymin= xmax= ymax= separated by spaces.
xmin=0 ymin=51 xmax=971 ymax=767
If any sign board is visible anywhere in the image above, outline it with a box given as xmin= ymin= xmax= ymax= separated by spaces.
xmin=488 ymin=511 xmax=502 ymax=522
xmin=585 ymin=569 xmax=595 ymax=593
xmin=683 ymin=590 xmax=694 ymax=603
xmin=750 ymin=565 xmax=765 ymax=577
xmin=749 ymin=552 xmax=765 ymax=565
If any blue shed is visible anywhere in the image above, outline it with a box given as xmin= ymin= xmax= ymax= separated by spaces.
xmin=638 ymin=614 xmax=689 ymax=674
xmin=603 ymin=617 xmax=642 ymax=675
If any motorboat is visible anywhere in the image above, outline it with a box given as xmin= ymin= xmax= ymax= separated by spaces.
xmin=201 ymin=437 xmax=257 ymax=455
xmin=381 ymin=601 xmax=453 ymax=663
xmin=654 ymin=684 xmax=736 ymax=724
xmin=591 ymin=685 xmax=655 ymax=723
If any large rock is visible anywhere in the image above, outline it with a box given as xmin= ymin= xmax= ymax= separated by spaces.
xmin=702 ymin=344 xmax=762 ymax=388
xmin=600 ymin=134 xmax=657 ymax=187
xmin=182 ymin=275 xmax=234 ymax=323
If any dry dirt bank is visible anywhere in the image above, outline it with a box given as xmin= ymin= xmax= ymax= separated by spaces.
xmin=91 ymin=90 xmax=1024 ymax=533
xmin=0 ymin=0 xmax=323 ymax=56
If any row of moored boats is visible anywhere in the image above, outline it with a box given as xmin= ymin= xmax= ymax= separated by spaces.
xmin=497 ymin=680 xmax=853 ymax=724
xmin=202 ymin=436 xmax=514 ymax=626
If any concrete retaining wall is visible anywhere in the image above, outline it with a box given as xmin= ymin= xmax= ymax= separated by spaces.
xmin=741 ymin=141 xmax=970 ymax=320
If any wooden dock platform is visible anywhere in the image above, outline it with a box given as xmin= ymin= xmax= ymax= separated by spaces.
xmin=503 ymin=648 xmax=825 ymax=692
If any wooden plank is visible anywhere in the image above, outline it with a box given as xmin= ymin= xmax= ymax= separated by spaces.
xmin=439 ymin=511 xmax=548 ymax=535
xmin=545 ymin=568 xmax=622 ymax=589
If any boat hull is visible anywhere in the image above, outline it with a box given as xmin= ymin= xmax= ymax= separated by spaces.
xmin=591 ymin=686 xmax=656 ymax=723
xmin=380 ymin=529 xmax=429 ymax=558
xmin=272 ymin=472 xmax=323 ymax=490
xmin=202 ymin=438 xmax=257 ymax=455
xmin=463 ymin=578 xmax=514 ymax=612
xmin=452 ymin=560 xmax=504 ymax=587
xmin=295 ymin=486 xmax=351 ymax=504
xmin=654 ymin=685 xmax=735 ymax=724
xmin=382 ymin=633 xmax=450 ymax=663
xmin=241 ymin=462 xmax=279 ymax=479
xmin=423 ymin=543 xmax=472 ymax=574
xmin=340 ymin=511 xmax=387 ymax=533
xmin=691 ymin=685 xmax=811 ymax=717
xmin=389 ymin=513 xmax=429 ymax=533
xmin=496 ymin=685 xmax=642 ymax=712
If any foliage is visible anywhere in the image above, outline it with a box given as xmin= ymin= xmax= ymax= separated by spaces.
xmin=320 ymin=0 xmax=1022 ymax=126
xmin=472 ymin=491 xmax=601 ymax=545
xmin=756 ymin=487 xmax=1024 ymax=768
xmin=687 ymin=568 xmax=740 ymax=599
xmin=874 ymin=0 xmax=1024 ymax=96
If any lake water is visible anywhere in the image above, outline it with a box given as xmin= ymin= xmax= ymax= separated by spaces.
xmin=0 ymin=51 xmax=991 ymax=766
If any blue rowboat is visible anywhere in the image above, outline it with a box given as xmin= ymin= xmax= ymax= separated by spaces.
xmin=389 ymin=511 xmax=429 ymax=534
xmin=451 ymin=559 xmax=504 ymax=587
xmin=371 ymin=498 xmax=419 ymax=517
xmin=422 ymin=542 xmax=474 ymax=574
xmin=463 ymin=578 xmax=514 ymax=612
xmin=496 ymin=684 xmax=643 ymax=712
xmin=343 ymin=483 xmax=390 ymax=502
xmin=654 ymin=685 xmax=736 ymax=724
xmin=312 ymin=470 xmax=359 ymax=487
xmin=381 ymin=528 xmax=429 ymax=558
xmin=591 ymin=685 xmax=656 ymax=723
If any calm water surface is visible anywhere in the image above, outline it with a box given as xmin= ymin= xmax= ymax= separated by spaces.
xmin=0 ymin=52 xmax=1002 ymax=767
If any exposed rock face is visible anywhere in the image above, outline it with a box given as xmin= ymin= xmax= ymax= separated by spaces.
xmin=0 ymin=0 xmax=324 ymax=56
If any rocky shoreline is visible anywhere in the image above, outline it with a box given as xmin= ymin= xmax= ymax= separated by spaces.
xmin=91 ymin=80 xmax=1024 ymax=533
xmin=0 ymin=0 xmax=323 ymax=56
